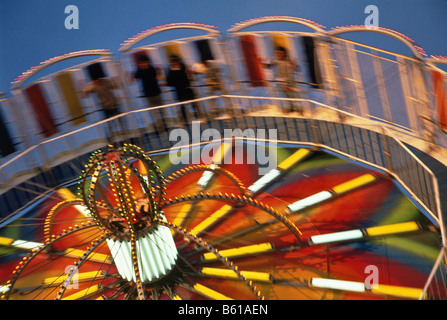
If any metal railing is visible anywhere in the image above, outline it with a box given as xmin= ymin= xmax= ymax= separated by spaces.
xmin=1 ymin=94 xmax=444 ymax=222
xmin=421 ymin=248 xmax=447 ymax=299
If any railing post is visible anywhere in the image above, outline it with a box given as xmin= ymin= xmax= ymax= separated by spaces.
xmin=380 ymin=128 xmax=393 ymax=172
xmin=420 ymin=247 xmax=446 ymax=300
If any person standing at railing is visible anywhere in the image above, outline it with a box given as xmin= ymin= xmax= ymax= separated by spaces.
xmin=193 ymin=59 xmax=233 ymax=117
xmin=165 ymin=55 xmax=203 ymax=124
xmin=81 ymin=77 xmax=126 ymax=142
xmin=264 ymin=46 xmax=302 ymax=114
xmin=130 ymin=55 xmax=167 ymax=131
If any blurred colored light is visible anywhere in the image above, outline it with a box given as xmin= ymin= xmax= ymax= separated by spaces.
xmin=287 ymin=191 xmax=332 ymax=212
xmin=203 ymin=242 xmax=274 ymax=261
xmin=366 ymin=221 xmax=419 ymax=237
xmin=332 ymin=174 xmax=376 ymax=194
xmin=201 ymin=267 xmax=273 ymax=282
xmin=311 ymin=278 xmax=365 ymax=293
xmin=193 ymin=283 xmax=233 ymax=300
xmin=248 ymin=169 xmax=281 ymax=193
xmin=278 ymin=149 xmax=310 ymax=170
xmin=310 ymin=229 xmax=363 ymax=244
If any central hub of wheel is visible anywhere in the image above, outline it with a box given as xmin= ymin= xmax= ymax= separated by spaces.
xmin=106 ymin=220 xmax=178 ymax=283
xmin=80 ymin=144 xmax=177 ymax=284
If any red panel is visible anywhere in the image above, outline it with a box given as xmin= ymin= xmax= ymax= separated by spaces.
xmin=432 ymin=70 xmax=447 ymax=130
xmin=24 ymin=84 xmax=58 ymax=137
xmin=239 ymin=34 xmax=265 ymax=87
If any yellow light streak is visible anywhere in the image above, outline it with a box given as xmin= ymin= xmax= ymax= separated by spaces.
xmin=366 ymin=221 xmax=419 ymax=237
xmin=171 ymin=203 xmax=193 ymax=235
xmin=0 ymin=237 xmax=13 ymax=246
xmin=201 ymin=267 xmax=273 ymax=282
xmin=371 ymin=284 xmax=423 ymax=300
xmin=64 ymin=249 xmax=111 ymax=264
xmin=42 ymin=270 xmax=106 ymax=285
xmin=57 ymin=188 xmax=79 ymax=200
xmin=332 ymin=173 xmax=376 ymax=195
xmin=193 ymin=283 xmax=233 ymax=300
xmin=278 ymin=149 xmax=311 ymax=170
xmin=61 ymin=284 xmax=102 ymax=300
xmin=203 ymin=243 xmax=274 ymax=261
xmin=190 ymin=205 xmax=232 ymax=236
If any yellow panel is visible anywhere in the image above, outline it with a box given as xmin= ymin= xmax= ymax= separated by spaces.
xmin=164 ymin=43 xmax=182 ymax=60
xmin=332 ymin=173 xmax=376 ymax=194
xmin=190 ymin=204 xmax=232 ymax=236
xmin=371 ymin=284 xmax=423 ymax=300
xmin=56 ymin=72 xmax=86 ymax=126
xmin=203 ymin=242 xmax=274 ymax=261
xmin=366 ymin=221 xmax=420 ymax=237
xmin=271 ymin=34 xmax=292 ymax=52
xmin=193 ymin=283 xmax=233 ymax=300
xmin=278 ymin=149 xmax=311 ymax=170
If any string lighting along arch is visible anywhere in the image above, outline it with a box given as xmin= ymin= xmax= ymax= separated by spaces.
xmin=119 ymin=23 xmax=220 ymax=52
xmin=228 ymin=16 xmax=326 ymax=34
xmin=11 ymin=49 xmax=112 ymax=89
xmin=328 ymin=25 xmax=426 ymax=58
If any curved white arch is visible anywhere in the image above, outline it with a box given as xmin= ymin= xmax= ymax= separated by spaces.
xmin=428 ymin=56 xmax=447 ymax=66
xmin=11 ymin=49 xmax=112 ymax=89
xmin=328 ymin=25 xmax=425 ymax=58
xmin=119 ymin=22 xmax=220 ymax=52
xmin=228 ymin=16 xmax=326 ymax=33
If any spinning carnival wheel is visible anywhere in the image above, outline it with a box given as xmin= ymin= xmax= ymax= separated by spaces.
xmin=0 ymin=142 xmax=442 ymax=300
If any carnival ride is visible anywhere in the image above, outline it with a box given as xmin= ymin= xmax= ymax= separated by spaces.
xmin=0 ymin=16 xmax=446 ymax=300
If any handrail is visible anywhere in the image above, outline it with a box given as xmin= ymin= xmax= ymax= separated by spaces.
xmin=1 ymin=95 xmax=443 ymax=224
xmin=0 ymin=95 xmax=220 ymax=174
xmin=222 ymin=94 xmax=443 ymax=218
